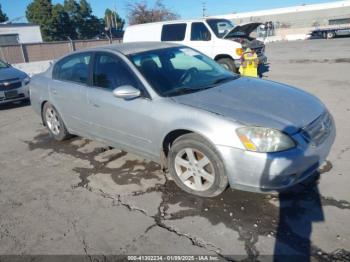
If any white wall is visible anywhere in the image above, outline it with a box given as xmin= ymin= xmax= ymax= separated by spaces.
xmin=0 ymin=25 xmax=43 ymax=44
xmin=214 ymin=0 xmax=350 ymax=20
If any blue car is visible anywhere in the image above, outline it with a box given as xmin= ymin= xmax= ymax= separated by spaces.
xmin=0 ymin=59 xmax=30 ymax=105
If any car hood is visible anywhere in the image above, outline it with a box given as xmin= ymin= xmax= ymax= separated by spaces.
xmin=224 ymin=22 xmax=262 ymax=39
xmin=171 ymin=77 xmax=325 ymax=134
xmin=0 ymin=67 xmax=27 ymax=81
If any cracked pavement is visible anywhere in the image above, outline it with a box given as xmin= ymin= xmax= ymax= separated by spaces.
xmin=0 ymin=38 xmax=350 ymax=261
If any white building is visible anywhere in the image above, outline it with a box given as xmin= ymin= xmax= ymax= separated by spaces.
xmin=215 ymin=0 xmax=350 ymax=28
xmin=0 ymin=23 xmax=42 ymax=45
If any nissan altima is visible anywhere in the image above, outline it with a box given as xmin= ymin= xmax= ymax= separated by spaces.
xmin=29 ymin=42 xmax=335 ymax=197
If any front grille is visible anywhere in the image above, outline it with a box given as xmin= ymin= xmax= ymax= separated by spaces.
xmin=0 ymin=78 xmax=22 ymax=91
xmin=301 ymin=111 xmax=333 ymax=146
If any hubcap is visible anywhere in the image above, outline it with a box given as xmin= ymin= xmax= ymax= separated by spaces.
xmin=174 ymin=148 xmax=215 ymax=191
xmin=45 ymin=107 xmax=61 ymax=136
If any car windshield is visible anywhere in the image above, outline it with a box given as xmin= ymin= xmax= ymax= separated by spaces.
xmin=0 ymin=60 xmax=9 ymax=69
xmin=128 ymin=47 xmax=239 ymax=97
xmin=206 ymin=19 xmax=235 ymax=38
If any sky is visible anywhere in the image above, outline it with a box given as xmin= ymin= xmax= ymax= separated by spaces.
xmin=0 ymin=0 xmax=342 ymax=23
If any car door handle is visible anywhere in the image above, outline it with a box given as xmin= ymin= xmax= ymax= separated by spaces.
xmin=92 ymin=103 xmax=100 ymax=108
xmin=52 ymin=89 xmax=57 ymax=95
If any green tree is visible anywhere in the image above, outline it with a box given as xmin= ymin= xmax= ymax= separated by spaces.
xmin=51 ymin=3 xmax=77 ymax=40
xmin=105 ymin=8 xmax=125 ymax=30
xmin=63 ymin=0 xmax=81 ymax=39
xmin=79 ymin=0 xmax=92 ymax=17
xmin=64 ymin=0 xmax=101 ymax=39
xmin=26 ymin=0 xmax=54 ymax=41
xmin=0 ymin=4 xmax=8 ymax=23
xmin=26 ymin=0 xmax=123 ymax=41
xmin=78 ymin=0 xmax=101 ymax=39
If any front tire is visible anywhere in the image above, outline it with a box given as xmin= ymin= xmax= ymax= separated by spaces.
xmin=168 ymin=133 xmax=228 ymax=197
xmin=217 ymin=57 xmax=238 ymax=73
xmin=43 ymin=102 xmax=70 ymax=141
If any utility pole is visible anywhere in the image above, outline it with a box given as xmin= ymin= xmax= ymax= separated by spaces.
xmin=202 ymin=2 xmax=207 ymax=17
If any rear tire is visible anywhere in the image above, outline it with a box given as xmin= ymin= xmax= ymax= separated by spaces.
xmin=327 ymin=31 xmax=335 ymax=39
xmin=217 ymin=57 xmax=238 ymax=73
xmin=42 ymin=102 xmax=71 ymax=141
xmin=168 ymin=133 xmax=228 ymax=197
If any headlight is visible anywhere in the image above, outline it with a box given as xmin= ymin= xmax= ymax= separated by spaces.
xmin=236 ymin=127 xmax=295 ymax=153
xmin=23 ymin=76 xmax=30 ymax=85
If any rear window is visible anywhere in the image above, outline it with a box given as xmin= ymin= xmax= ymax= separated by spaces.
xmin=161 ymin=23 xmax=187 ymax=41
xmin=191 ymin=22 xmax=211 ymax=41
xmin=53 ymin=53 xmax=91 ymax=84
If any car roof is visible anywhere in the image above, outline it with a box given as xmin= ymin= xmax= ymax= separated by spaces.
xmin=84 ymin=41 xmax=183 ymax=56
xmin=125 ymin=17 xmax=230 ymax=28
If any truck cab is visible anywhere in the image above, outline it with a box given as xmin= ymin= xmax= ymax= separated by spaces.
xmin=123 ymin=18 xmax=267 ymax=73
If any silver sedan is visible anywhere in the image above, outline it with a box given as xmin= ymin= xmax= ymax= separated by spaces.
xmin=29 ymin=42 xmax=335 ymax=197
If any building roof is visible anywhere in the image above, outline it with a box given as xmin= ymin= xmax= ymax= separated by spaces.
xmin=0 ymin=23 xmax=39 ymax=28
xmin=214 ymin=0 xmax=350 ymax=19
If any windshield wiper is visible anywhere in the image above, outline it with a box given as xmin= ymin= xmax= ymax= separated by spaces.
xmin=163 ymin=76 xmax=240 ymax=96
xmin=163 ymin=86 xmax=199 ymax=96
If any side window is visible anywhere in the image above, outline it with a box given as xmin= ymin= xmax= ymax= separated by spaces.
xmin=93 ymin=53 xmax=139 ymax=90
xmin=161 ymin=23 xmax=187 ymax=41
xmin=54 ymin=53 xmax=91 ymax=84
xmin=191 ymin=22 xmax=211 ymax=41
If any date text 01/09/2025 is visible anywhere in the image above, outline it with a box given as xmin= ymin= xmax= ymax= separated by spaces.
xmin=127 ymin=255 xmax=221 ymax=261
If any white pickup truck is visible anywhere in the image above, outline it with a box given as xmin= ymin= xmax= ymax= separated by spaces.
xmin=123 ymin=18 xmax=267 ymax=72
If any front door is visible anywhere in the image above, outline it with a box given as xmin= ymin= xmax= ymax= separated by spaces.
xmin=86 ymin=52 xmax=155 ymax=156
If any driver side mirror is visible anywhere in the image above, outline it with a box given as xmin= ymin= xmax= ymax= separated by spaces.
xmin=113 ymin=85 xmax=141 ymax=100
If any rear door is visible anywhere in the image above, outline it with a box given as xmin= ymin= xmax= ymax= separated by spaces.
xmin=86 ymin=52 xmax=155 ymax=156
xmin=50 ymin=52 xmax=92 ymax=134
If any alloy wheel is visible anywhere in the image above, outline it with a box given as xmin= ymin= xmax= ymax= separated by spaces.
xmin=45 ymin=107 xmax=61 ymax=136
xmin=174 ymin=148 xmax=215 ymax=191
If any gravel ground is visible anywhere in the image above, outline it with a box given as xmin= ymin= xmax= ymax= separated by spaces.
xmin=0 ymin=38 xmax=350 ymax=261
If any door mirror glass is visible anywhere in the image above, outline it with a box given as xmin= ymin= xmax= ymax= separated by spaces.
xmin=113 ymin=85 xmax=141 ymax=100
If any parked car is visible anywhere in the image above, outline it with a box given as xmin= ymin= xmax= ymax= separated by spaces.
xmin=30 ymin=42 xmax=335 ymax=197
xmin=123 ymin=19 xmax=266 ymax=73
xmin=0 ymin=60 xmax=30 ymax=105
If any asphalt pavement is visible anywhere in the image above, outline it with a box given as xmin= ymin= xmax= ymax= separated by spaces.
xmin=0 ymin=38 xmax=349 ymax=261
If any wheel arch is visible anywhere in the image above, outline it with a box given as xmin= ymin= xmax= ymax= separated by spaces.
xmin=160 ymin=128 xmax=218 ymax=169
xmin=214 ymin=54 xmax=234 ymax=61
xmin=41 ymin=100 xmax=48 ymax=126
